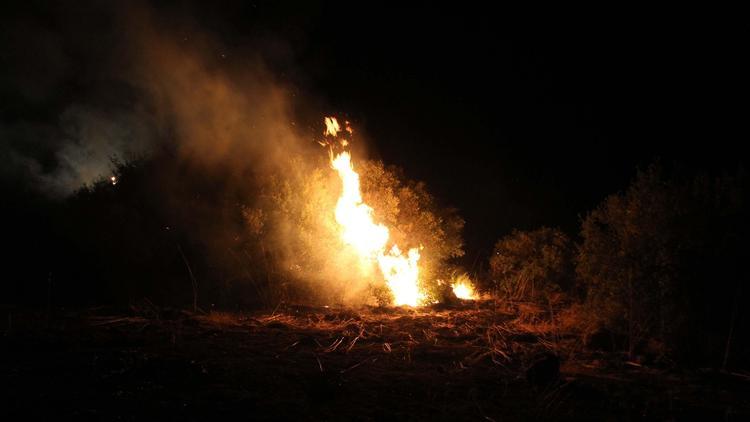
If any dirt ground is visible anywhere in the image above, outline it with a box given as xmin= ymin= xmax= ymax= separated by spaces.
xmin=1 ymin=301 xmax=748 ymax=420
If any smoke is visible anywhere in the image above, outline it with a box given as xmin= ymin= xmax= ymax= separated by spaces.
xmin=112 ymin=5 xmax=371 ymax=304
xmin=127 ymin=15 xmax=311 ymax=176
xmin=1 ymin=2 xmax=446 ymax=307
xmin=117 ymin=3 xmax=375 ymax=305
xmin=0 ymin=1 xmax=314 ymax=195
xmin=1 ymin=106 xmax=155 ymax=195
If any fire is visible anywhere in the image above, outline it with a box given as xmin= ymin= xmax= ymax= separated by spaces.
xmin=324 ymin=117 xmax=340 ymax=137
xmin=331 ymin=152 xmax=389 ymax=258
xmin=327 ymin=118 xmax=424 ymax=306
xmin=451 ymin=274 xmax=478 ymax=300
xmin=377 ymin=245 xmax=422 ymax=306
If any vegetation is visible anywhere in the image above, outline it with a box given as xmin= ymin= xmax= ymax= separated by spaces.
xmin=487 ymin=164 xmax=749 ymax=366
xmin=4 ymin=146 xmax=464 ymax=309
xmin=577 ymin=164 xmax=748 ymax=364
xmin=358 ymin=160 xmax=465 ymax=302
xmin=4 ymin=147 xmax=748 ymax=367
xmin=243 ymin=156 xmax=465 ymax=305
xmin=489 ymin=227 xmax=574 ymax=303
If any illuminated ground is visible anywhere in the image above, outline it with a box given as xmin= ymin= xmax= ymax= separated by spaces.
xmin=1 ymin=302 xmax=748 ymax=420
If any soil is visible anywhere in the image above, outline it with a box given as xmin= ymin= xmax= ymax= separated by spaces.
xmin=1 ymin=301 xmax=748 ymax=420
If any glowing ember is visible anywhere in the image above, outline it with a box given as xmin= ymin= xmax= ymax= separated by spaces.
xmin=327 ymin=117 xmax=424 ymax=306
xmin=451 ymin=275 xmax=478 ymax=300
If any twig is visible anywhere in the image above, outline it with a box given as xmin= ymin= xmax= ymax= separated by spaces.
xmin=346 ymin=327 xmax=365 ymax=353
xmin=228 ymin=248 xmax=264 ymax=302
xmin=728 ymin=371 xmax=750 ymax=381
xmin=270 ymin=300 xmax=282 ymax=317
xmin=341 ymin=357 xmax=377 ymax=374
xmin=325 ymin=337 xmax=345 ymax=353
xmin=285 ymin=340 xmax=301 ymax=350
xmin=177 ymin=243 xmax=198 ymax=313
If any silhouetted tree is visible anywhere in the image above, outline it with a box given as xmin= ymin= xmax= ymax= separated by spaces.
xmin=577 ymin=163 xmax=748 ymax=364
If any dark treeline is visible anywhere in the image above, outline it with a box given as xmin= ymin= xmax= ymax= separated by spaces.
xmin=4 ymin=147 xmax=268 ymax=309
xmin=489 ymin=164 xmax=749 ymax=368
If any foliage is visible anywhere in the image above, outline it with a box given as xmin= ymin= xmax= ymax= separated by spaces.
xmin=577 ymin=164 xmax=748 ymax=362
xmin=489 ymin=227 xmax=574 ymax=303
xmin=359 ymin=160 xmax=465 ymax=302
xmin=248 ymin=154 xmax=353 ymax=305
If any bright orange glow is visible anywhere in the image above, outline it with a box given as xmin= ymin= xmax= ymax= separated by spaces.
xmin=377 ymin=245 xmax=422 ymax=306
xmin=331 ymin=151 xmax=389 ymax=258
xmin=328 ymin=117 xmax=424 ymax=306
xmin=451 ymin=274 xmax=478 ymax=300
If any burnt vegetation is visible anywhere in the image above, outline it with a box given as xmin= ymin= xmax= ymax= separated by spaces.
xmin=2 ymin=150 xmax=749 ymax=419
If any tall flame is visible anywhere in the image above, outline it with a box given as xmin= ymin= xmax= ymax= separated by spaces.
xmin=331 ymin=152 xmax=389 ymax=258
xmin=328 ymin=118 xmax=424 ymax=306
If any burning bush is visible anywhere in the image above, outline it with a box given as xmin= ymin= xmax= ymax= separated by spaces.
xmin=246 ymin=125 xmax=463 ymax=304
xmin=358 ymin=159 xmax=465 ymax=302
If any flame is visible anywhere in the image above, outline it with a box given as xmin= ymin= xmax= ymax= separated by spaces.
xmin=378 ymin=245 xmax=422 ymax=306
xmin=331 ymin=151 xmax=389 ymax=258
xmin=324 ymin=117 xmax=341 ymax=137
xmin=328 ymin=117 xmax=424 ymax=306
xmin=451 ymin=275 xmax=478 ymax=300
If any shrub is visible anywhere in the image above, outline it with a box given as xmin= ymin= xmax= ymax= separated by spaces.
xmin=489 ymin=227 xmax=574 ymax=303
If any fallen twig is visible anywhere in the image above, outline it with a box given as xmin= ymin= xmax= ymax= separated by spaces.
xmin=325 ymin=337 xmax=345 ymax=353
xmin=341 ymin=357 xmax=377 ymax=374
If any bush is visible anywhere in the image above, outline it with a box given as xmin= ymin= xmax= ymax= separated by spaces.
xmin=359 ymin=160 xmax=465 ymax=302
xmin=489 ymin=227 xmax=574 ymax=303
xmin=251 ymin=155 xmax=465 ymax=305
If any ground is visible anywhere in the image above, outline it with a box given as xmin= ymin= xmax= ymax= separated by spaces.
xmin=1 ymin=301 xmax=748 ymax=420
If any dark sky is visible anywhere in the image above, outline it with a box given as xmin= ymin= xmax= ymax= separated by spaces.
xmin=2 ymin=2 xmax=746 ymax=266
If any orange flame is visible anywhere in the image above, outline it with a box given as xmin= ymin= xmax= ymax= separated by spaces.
xmin=324 ymin=116 xmax=340 ymax=137
xmin=451 ymin=274 xmax=478 ymax=300
xmin=327 ymin=117 xmax=424 ymax=306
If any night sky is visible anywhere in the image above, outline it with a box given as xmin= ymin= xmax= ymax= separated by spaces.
xmin=1 ymin=2 xmax=746 ymax=266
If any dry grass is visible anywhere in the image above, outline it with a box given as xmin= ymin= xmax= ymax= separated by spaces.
xmin=3 ymin=300 xmax=748 ymax=420
xmin=190 ymin=300 xmax=570 ymax=378
xmin=202 ymin=311 xmax=244 ymax=326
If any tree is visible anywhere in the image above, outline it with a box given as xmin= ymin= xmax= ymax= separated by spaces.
xmin=577 ymin=164 xmax=748 ymax=362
